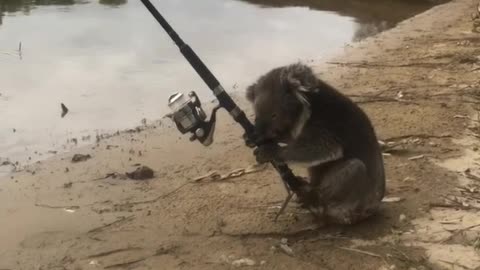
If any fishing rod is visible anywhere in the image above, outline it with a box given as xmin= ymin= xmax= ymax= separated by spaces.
xmin=139 ymin=0 xmax=309 ymax=218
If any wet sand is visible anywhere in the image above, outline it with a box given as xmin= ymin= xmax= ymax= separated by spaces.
xmin=1 ymin=0 xmax=480 ymax=269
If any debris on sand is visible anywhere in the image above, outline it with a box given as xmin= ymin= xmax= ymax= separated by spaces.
xmin=0 ymin=160 xmax=12 ymax=166
xmin=126 ymin=166 xmax=154 ymax=180
xmin=61 ymin=103 xmax=69 ymax=118
xmin=88 ymin=260 xmax=99 ymax=266
xmin=337 ymin=247 xmax=382 ymax=258
xmin=408 ymin=154 xmax=425 ymax=161
xmin=382 ymin=196 xmax=404 ymax=203
xmin=279 ymin=244 xmax=294 ymax=256
xmin=71 ymin=154 xmax=91 ymax=163
xmin=231 ymin=258 xmax=256 ymax=267
xmin=91 ymin=172 xmax=126 ymax=181
xmin=472 ymin=1 xmax=480 ymax=32
xmin=1 ymin=160 xmax=18 ymax=171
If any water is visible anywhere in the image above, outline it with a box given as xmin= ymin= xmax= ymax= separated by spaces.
xmin=0 ymin=0 xmax=444 ymax=168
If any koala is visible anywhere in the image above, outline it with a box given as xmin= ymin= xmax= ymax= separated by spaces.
xmin=246 ymin=63 xmax=385 ymax=225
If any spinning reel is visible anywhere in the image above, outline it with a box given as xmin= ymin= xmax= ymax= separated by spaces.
xmin=168 ymin=91 xmax=221 ymax=146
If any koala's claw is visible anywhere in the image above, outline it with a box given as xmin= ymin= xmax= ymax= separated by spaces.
xmin=243 ymin=133 xmax=256 ymax=148
xmin=293 ymin=179 xmax=320 ymax=209
xmin=254 ymin=143 xmax=281 ymax=164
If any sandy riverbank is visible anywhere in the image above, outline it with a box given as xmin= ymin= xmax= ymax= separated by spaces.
xmin=1 ymin=0 xmax=480 ymax=269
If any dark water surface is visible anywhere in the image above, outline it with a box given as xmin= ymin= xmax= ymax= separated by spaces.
xmin=0 ymin=0 xmax=445 ymax=168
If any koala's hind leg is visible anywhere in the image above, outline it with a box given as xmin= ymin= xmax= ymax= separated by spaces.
xmin=308 ymin=159 xmax=379 ymax=225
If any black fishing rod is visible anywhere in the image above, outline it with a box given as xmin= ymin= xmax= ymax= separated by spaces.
xmin=139 ymin=0 xmax=306 ymax=205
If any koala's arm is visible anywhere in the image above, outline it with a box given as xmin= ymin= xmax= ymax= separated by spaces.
xmin=281 ymin=131 xmax=344 ymax=165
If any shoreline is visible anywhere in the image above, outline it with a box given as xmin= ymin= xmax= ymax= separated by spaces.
xmin=2 ymin=0 xmax=480 ymax=269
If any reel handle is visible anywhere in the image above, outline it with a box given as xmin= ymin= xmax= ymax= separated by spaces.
xmin=188 ymin=91 xmax=202 ymax=108
xmin=190 ymin=104 xmax=221 ymax=146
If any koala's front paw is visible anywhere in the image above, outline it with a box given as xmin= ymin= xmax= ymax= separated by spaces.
xmin=243 ymin=133 xmax=256 ymax=148
xmin=253 ymin=143 xmax=281 ymax=164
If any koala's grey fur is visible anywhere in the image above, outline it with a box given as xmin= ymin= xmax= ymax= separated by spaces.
xmin=246 ymin=63 xmax=385 ymax=225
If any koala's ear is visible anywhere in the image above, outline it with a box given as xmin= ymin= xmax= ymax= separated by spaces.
xmin=285 ymin=72 xmax=309 ymax=93
xmin=284 ymin=63 xmax=315 ymax=93
xmin=246 ymin=83 xmax=256 ymax=102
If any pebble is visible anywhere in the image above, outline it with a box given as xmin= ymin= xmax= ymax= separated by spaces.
xmin=126 ymin=166 xmax=154 ymax=180
xmin=279 ymin=244 xmax=294 ymax=256
xmin=71 ymin=154 xmax=91 ymax=163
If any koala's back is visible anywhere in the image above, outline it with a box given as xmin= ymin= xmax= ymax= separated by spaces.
xmin=305 ymin=80 xmax=384 ymax=183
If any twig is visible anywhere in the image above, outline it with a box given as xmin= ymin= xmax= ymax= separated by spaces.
xmin=337 ymin=246 xmax=382 ymax=258
xmin=347 ymin=92 xmax=388 ymax=98
xmin=408 ymin=154 xmax=425 ymax=161
xmin=274 ymin=192 xmax=294 ymax=221
xmin=354 ymin=97 xmax=418 ymax=105
xmin=442 ymin=195 xmax=467 ymax=205
xmin=35 ymin=203 xmax=80 ymax=209
xmin=18 ymin=42 xmax=22 ymax=60
xmin=438 ymin=259 xmax=474 ymax=269
xmin=429 ymin=202 xmax=463 ymax=209
xmin=220 ymin=225 xmax=320 ymax=239
xmin=465 ymin=170 xmax=480 ymax=181
xmin=383 ymin=133 xmax=452 ymax=142
xmin=89 ymin=172 xmax=121 ymax=181
xmin=327 ymin=61 xmax=446 ymax=69
xmin=88 ymin=215 xmax=135 ymax=234
xmin=390 ymin=246 xmax=414 ymax=264
xmin=85 ymin=247 xmax=142 ymax=259
xmin=104 ymin=257 xmax=149 ymax=269
xmin=439 ymin=37 xmax=480 ymax=43
xmin=303 ymin=234 xmax=350 ymax=243
xmin=439 ymin=223 xmax=480 ymax=244
xmin=430 ymin=195 xmax=480 ymax=211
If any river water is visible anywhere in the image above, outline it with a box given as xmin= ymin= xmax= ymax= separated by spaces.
xmin=0 ymin=0 xmax=445 ymax=170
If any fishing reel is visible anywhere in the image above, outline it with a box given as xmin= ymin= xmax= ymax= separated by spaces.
xmin=168 ymin=91 xmax=221 ymax=146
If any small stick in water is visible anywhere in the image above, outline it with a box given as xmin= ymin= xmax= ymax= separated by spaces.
xmin=18 ymin=42 xmax=22 ymax=60
xmin=61 ymin=103 xmax=69 ymax=118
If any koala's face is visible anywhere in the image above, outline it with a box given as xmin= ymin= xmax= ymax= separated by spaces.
xmin=246 ymin=68 xmax=303 ymax=143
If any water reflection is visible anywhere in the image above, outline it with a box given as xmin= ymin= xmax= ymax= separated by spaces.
xmin=0 ymin=0 xmax=445 ymax=168
xmin=0 ymin=0 xmax=445 ymax=40
xmin=0 ymin=0 xmax=123 ymax=25
xmin=99 ymin=0 xmax=127 ymax=7
xmin=239 ymin=0 xmax=447 ymax=41
xmin=1 ymin=0 xmax=75 ymax=24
